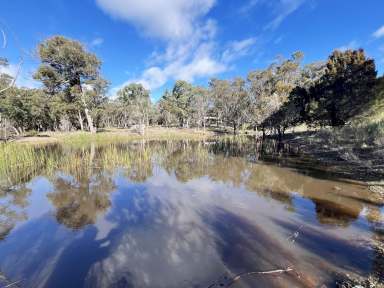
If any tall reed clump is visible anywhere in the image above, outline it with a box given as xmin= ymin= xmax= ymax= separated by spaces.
xmin=100 ymin=144 xmax=132 ymax=170
xmin=0 ymin=143 xmax=48 ymax=185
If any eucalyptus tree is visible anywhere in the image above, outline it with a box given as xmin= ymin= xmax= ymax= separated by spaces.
xmin=312 ymin=49 xmax=377 ymax=126
xmin=0 ymin=58 xmax=12 ymax=138
xmin=171 ymin=80 xmax=194 ymax=127
xmin=0 ymin=58 xmax=13 ymax=93
xmin=209 ymin=78 xmax=231 ymax=128
xmin=189 ymin=86 xmax=210 ymax=129
xmin=248 ymin=51 xmax=304 ymax=131
xmin=0 ymin=88 xmax=52 ymax=133
xmin=158 ymin=89 xmax=178 ymax=127
xmin=34 ymin=36 xmax=105 ymax=133
xmin=210 ymin=77 xmax=250 ymax=134
xmin=117 ymin=83 xmax=151 ymax=132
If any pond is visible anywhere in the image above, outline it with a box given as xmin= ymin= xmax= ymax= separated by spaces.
xmin=0 ymin=139 xmax=383 ymax=287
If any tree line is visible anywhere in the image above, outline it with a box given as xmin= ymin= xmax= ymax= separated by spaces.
xmin=0 ymin=35 xmax=382 ymax=137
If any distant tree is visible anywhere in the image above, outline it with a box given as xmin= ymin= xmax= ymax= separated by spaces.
xmin=84 ymin=78 xmax=109 ymax=129
xmin=248 ymin=51 xmax=304 ymax=132
xmin=0 ymin=88 xmax=52 ymax=133
xmin=158 ymin=89 xmax=178 ymax=127
xmin=276 ymin=62 xmax=326 ymax=127
xmin=189 ymin=86 xmax=210 ymax=129
xmin=34 ymin=36 xmax=104 ymax=132
xmin=0 ymin=58 xmax=13 ymax=93
xmin=210 ymin=78 xmax=250 ymax=134
xmin=117 ymin=83 xmax=151 ymax=133
xmin=313 ymin=49 xmax=377 ymax=126
xmin=171 ymin=80 xmax=194 ymax=127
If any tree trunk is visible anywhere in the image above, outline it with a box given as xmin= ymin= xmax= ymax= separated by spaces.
xmin=233 ymin=122 xmax=237 ymax=135
xmin=80 ymin=90 xmax=96 ymax=133
xmin=277 ymin=127 xmax=283 ymax=142
xmin=78 ymin=111 xmax=84 ymax=131
xmin=84 ymin=107 xmax=96 ymax=133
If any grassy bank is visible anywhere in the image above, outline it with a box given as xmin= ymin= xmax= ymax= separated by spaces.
xmin=12 ymin=127 xmax=215 ymax=145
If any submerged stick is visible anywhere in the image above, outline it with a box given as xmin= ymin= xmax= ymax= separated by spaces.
xmin=228 ymin=266 xmax=293 ymax=286
xmin=207 ymin=266 xmax=294 ymax=288
xmin=2 ymin=279 xmax=22 ymax=288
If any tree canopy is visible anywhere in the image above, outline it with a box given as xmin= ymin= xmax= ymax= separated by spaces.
xmin=0 ymin=35 xmax=383 ymax=138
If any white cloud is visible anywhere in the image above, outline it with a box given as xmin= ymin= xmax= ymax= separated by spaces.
xmin=238 ymin=0 xmax=306 ymax=30
xmin=265 ymin=0 xmax=306 ymax=30
xmin=336 ymin=40 xmax=359 ymax=52
xmin=90 ymin=37 xmax=104 ymax=47
xmin=222 ymin=37 xmax=257 ymax=62
xmin=372 ymin=25 xmax=384 ymax=39
xmin=113 ymin=42 xmax=226 ymax=93
xmin=98 ymin=0 xmax=256 ymax=96
xmin=238 ymin=0 xmax=260 ymax=14
xmin=96 ymin=0 xmax=216 ymax=40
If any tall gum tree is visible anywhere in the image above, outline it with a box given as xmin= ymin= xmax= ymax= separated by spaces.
xmin=117 ymin=83 xmax=151 ymax=134
xmin=34 ymin=36 xmax=104 ymax=133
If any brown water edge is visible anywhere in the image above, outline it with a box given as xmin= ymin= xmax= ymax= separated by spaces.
xmin=272 ymin=131 xmax=384 ymax=184
xmin=0 ymin=139 xmax=383 ymax=287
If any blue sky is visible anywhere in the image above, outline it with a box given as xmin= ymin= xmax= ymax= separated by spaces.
xmin=1 ymin=0 xmax=384 ymax=101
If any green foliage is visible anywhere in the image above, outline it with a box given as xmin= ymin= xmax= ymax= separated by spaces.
xmin=117 ymin=83 xmax=151 ymax=125
xmin=34 ymin=36 xmax=105 ymax=132
xmin=157 ymin=80 xmax=194 ymax=127
xmin=0 ymin=58 xmax=12 ymax=91
xmin=0 ymin=88 xmax=53 ymax=131
xmin=307 ymin=49 xmax=377 ymax=126
xmin=34 ymin=36 xmax=101 ymax=97
xmin=247 ymin=51 xmax=304 ymax=128
xmin=263 ymin=49 xmax=380 ymax=135
xmin=1 ymin=35 xmax=383 ymax=140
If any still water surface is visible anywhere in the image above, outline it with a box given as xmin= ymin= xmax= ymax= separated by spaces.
xmin=0 ymin=139 xmax=383 ymax=287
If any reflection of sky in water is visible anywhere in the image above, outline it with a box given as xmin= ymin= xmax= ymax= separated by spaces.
xmin=0 ymin=142 xmax=382 ymax=288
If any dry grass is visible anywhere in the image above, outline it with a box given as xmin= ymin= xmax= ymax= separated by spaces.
xmin=13 ymin=127 xmax=215 ymax=145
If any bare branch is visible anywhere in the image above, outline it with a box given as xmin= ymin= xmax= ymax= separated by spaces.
xmin=230 ymin=266 xmax=294 ymax=284
xmin=0 ymin=57 xmax=23 ymax=94
xmin=207 ymin=266 xmax=294 ymax=288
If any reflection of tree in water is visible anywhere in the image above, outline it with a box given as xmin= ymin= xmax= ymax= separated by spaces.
xmin=0 ymin=139 xmax=383 ymax=286
xmin=0 ymin=185 xmax=31 ymax=240
xmin=158 ymin=139 xmax=382 ymax=229
xmin=208 ymin=157 xmax=249 ymax=188
xmin=161 ymin=140 xmax=211 ymax=182
xmin=124 ymin=141 xmax=153 ymax=183
xmin=48 ymin=172 xmax=114 ymax=230
xmin=48 ymin=144 xmax=115 ymax=230
xmin=371 ymin=231 xmax=384 ymax=284
xmin=160 ymin=140 xmax=251 ymax=186
xmin=313 ymin=199 xmax=360 ymax=226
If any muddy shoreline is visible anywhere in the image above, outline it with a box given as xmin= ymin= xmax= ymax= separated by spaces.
xmin=268 ymin=131 xmax=384 ymax=185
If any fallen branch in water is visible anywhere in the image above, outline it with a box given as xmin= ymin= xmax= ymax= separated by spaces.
xmin=228 ymin=266 xmax=294 ymax=286
xmin=207 ymin=266 xmax=294 ymax=288
xmin=2 ymin=279 xmax=22 ymax=288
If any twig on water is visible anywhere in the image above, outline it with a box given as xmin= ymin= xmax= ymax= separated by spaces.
xmin=207 ymin=266 xmax=294 ymax=288
xmin=206 ymin=225 xmax=304 ymax=287
xmin=228 ymin=266 xmax=294 ymax=286
xmin=286 ymin=224 xmax=303 ymax=244
xmin=2 ymin=279 xmax=22 ymax=288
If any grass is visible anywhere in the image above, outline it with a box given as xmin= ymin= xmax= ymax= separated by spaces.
xmin=0 ymin=143 xmax=50 ymax=185
xmin=13 ymin=127 xmax=215 ymax=145
xmin=0 ymin=132 xmax=214 ymax=187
